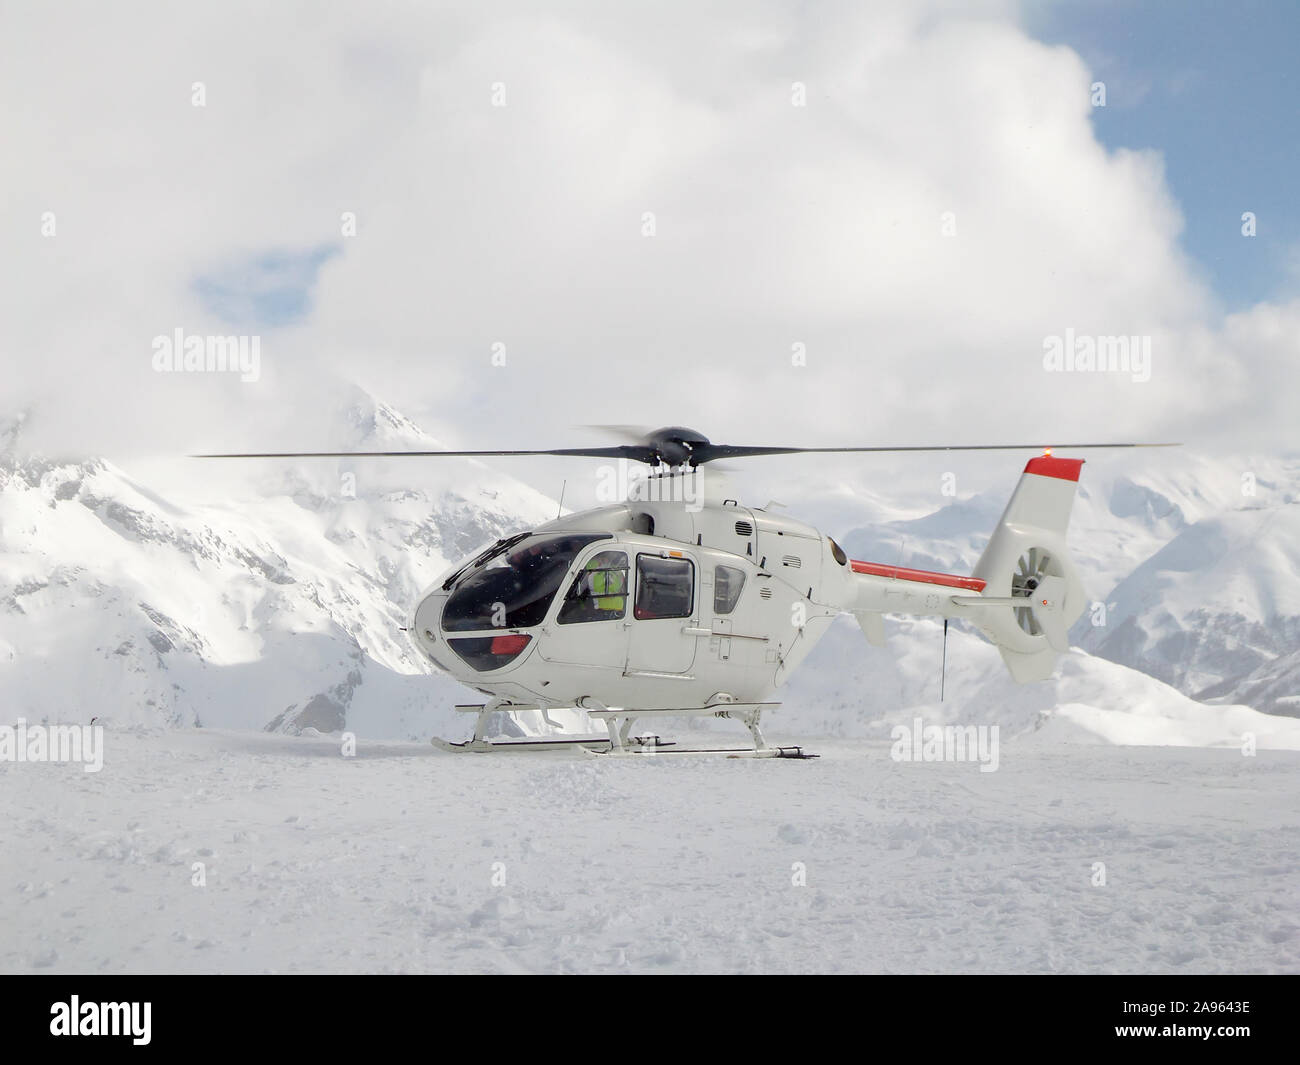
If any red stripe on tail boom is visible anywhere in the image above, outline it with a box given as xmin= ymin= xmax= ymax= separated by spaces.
xmin=849 ymin=560 xmax=987 ymax=592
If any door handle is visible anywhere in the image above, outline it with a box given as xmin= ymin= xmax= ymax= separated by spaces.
xmin=682 ymin=625 xmax=767 ymax=642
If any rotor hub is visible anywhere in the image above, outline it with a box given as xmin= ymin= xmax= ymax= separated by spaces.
xmin=644 ymin=426 xmax=711 ymax=467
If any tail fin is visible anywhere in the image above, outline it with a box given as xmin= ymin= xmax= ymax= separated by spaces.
xmin=964 ymin=456 xmax=1088 ymax=682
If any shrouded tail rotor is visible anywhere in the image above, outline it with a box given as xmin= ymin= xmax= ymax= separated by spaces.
xmin=1011 ymin=547 xmax=1063 ymax=637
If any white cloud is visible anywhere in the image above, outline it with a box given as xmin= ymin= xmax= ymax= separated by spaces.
xmin=1 ymin=0 xmax=1294 ymax=484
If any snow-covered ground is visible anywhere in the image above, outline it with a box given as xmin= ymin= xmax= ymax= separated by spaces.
xmin=3 ymin=727 xmax=1296 ymax=974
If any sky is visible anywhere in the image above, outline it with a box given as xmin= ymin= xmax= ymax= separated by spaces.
xmin=2 ymin=0 xmax=1297 ymax=513
xmin=1024 ymin=0 xmax=1300 ymax=310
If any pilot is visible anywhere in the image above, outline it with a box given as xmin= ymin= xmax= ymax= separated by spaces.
xmin=509 ymin=543 xmax=546 ymax=569
xmin=587 ymin=553 xmax=627 ymax=614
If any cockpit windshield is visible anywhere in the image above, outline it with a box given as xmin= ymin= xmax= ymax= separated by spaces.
xmin=440 ymin=531 xmax=530 ymax=591
xmin=441 ymin=533 xmax=611 ymax=632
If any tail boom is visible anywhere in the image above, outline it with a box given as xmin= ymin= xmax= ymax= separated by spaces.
xmin=845 ymin=454 xmax=1088 ymax=683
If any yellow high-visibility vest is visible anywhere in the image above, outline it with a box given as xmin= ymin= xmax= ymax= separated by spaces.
xmin=589 ymin=560 xmax=626 ymax=611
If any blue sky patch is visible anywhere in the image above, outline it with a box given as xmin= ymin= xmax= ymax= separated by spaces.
xmin=1024 ymin=0 xmax=1300 ymax=311
xmin=193 ymin=244 xmax=342 ymax=328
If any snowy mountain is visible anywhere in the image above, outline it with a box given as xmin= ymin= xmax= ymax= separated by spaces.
xmin=0 ymin=393 xmax=558 ymax=741
xmin=1197 ymin=646 xmax=1300 ymax=720
xmin=2 ymin=395 xmax=1296 ymax=748
xmin=1077 ymin=502 xmax=1300 ymax=716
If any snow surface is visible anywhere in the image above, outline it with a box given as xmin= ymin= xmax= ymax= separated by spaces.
xmin=2 ymin=727 xmax=1295 ymax=974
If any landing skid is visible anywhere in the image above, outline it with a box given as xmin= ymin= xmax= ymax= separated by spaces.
xmin=432 ymin=734 xmax=672 ymax=755
xmin=581 ymin=743 xmax=817 ymax=760
xmin=431 ymin=699 xmax=816 ymax=758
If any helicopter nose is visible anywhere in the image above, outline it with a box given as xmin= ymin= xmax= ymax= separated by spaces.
xmin=411 ymin=588 xmax=535 ymax=675
xmin=412 ymin=590 xmax=455 ymax=670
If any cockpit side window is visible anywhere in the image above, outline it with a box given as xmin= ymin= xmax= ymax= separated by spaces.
xmin=634 ymin=555 xmax=694 ymax=620
xmin=557 ymin=550 xmax=628 ymax=624
xmin=714 ymin=565 xmax=745 ymax=614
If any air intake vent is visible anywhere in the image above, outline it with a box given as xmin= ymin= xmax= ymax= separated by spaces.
xmin=759 ymin=587 xmax=773 ymax=599
xmin=734 ymin=520 xmax=753 ymax=537
xmin=782 ymin=555 xmax=802 ymax=568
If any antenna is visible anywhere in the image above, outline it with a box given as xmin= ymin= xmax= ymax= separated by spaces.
xmin=892 ymin=537 xmax=907 ymax=578
xmin=940 ymin=618 xmax=949 ymax=701
xmin=556 ymin=479 xmax=566 ymax=520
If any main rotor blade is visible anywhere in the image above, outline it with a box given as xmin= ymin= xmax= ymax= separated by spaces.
xmin=192 ymin=446 xmax=659 ymax=462
xmin=576 ymin=424 xmax=655 ymax=444
xmin=193 ymin=441 xmax=1180 ymax=464
xmin=692 ymin=442 xmax=1180 ymax=463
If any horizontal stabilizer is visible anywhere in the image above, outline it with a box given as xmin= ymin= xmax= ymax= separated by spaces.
xmin=855 ymin=611 xmax=886 ymax=647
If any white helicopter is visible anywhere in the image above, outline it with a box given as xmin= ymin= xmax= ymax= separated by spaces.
xmin=204 ymin=427 xmax=1174 ymax=757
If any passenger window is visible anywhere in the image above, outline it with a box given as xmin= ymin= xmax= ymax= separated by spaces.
xmin=557 ymin=551 xmax=628 ymax=624
xmin=714 ymin=565 xmax=745 ymax=614
xmin=634 ymin=556 xmax=694 ymax=620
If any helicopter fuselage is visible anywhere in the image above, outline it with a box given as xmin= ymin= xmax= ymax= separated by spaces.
xmin=409 ymin=490 xmax=851 ymax=712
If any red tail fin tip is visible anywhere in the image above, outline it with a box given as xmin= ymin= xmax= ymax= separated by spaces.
xmin=1023 ymin=456 xmax=1084 ymax=482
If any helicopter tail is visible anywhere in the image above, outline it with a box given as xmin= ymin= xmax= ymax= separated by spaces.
xmin=848 ymin=456 xmax=1086 ymax=681
xmin=957 ymin=455 xmax=1088 ymax=682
